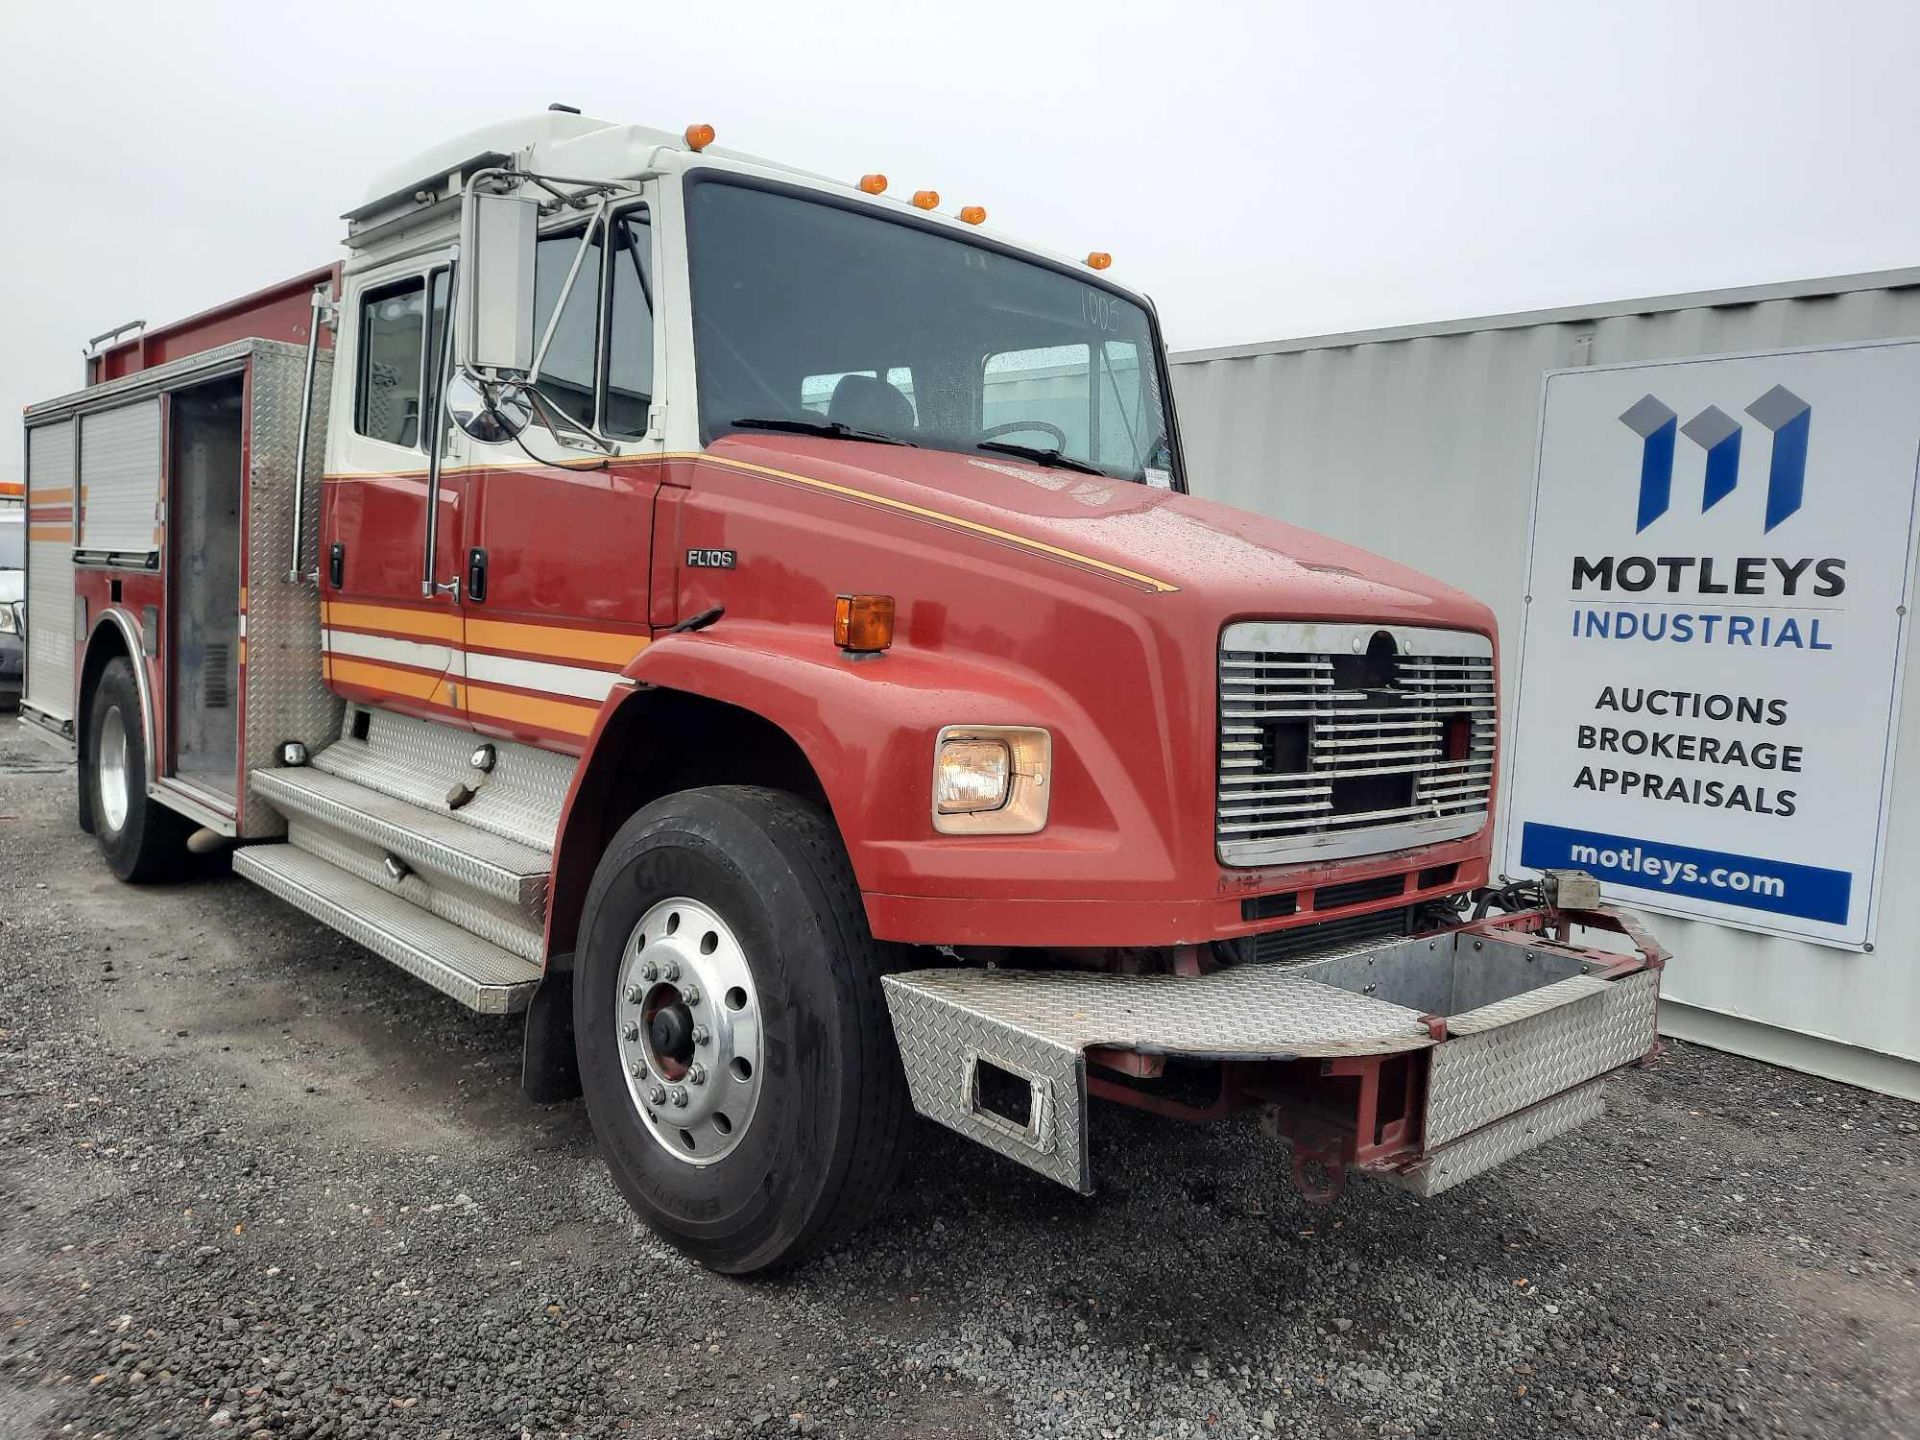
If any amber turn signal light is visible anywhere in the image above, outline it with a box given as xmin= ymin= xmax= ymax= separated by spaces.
xmin=958 ymin=205 xmax=987 ymax=225
xmin=835 ymin=594 xmax=896 ymax=652
xmin=684 ymin=122 xmax=716 ymax=152
xmin=1085 ymin=251 xmax=1112 ymax=270
xmin=911 ymin=190 xmax=940 ymax=210
xmin=858 ymin=173 xmax=888 ymax=194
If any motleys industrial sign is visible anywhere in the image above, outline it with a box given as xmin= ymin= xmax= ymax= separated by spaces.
xmin=1503 ymin=339 xmax=1920 ymax=949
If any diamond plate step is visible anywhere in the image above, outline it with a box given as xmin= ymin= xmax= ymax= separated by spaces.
xmin=310 ymin=705 xmax=574 ymax=850
xmin=251 ymin=765 xmax=550 ymax=914
xmin=234 ymin=843 xmax=541 ymax=1014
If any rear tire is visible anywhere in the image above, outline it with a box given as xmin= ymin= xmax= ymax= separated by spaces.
xmin=574 ymin=785 xmax=908 ymax=1273
xmin=87 ymin=657 xmax=189 ymax=882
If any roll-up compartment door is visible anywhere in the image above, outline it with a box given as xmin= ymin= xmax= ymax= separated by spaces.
xmin=25 ymin=419 xmax=78 ymax=722
xmin=78 ymin=398 xmax=162 ymax=558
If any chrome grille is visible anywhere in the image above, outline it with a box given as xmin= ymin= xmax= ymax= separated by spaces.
xmin=1217 ymin=622 xmax=1495 ymax=866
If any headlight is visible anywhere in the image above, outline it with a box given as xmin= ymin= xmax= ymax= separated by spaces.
xmin=932 ymin=725 xmax=1051 ymax=834
xmin=934 ymin=738 xmax=1011 ymax=813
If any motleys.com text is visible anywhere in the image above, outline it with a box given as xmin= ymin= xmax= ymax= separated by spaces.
xmin=1566 ymin=840 xmax=1788 ymax=899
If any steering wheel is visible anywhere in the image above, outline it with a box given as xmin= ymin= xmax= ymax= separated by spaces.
xmin=979 ymin=419 xmax=1070 ymax=448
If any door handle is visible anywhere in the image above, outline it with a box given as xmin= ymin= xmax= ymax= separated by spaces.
xmin=328 ymin=542 xmax=345 ymax=589
xmin=466 ymin=547 xmax=488 ymax=604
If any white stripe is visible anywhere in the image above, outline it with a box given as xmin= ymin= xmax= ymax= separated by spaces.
xmin=323 ymin=627 xmax=458 ymax=676
xmin=322 ymin=628 xmax=615 ymax=703
xmin=464 ymin=650 xmax=620 ymax=702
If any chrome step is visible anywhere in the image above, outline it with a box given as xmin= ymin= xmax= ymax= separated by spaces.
xmin=251 ymin=766 xmax=550 ymax=916
xmin=233 ymin=843 xmax=542 ymax=1014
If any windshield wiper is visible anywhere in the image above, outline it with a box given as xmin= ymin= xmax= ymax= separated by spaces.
xmin=729 ymin=415 xmax=914 ymax=447
xmin=973 ymin=439 xmax=1108 ymax=477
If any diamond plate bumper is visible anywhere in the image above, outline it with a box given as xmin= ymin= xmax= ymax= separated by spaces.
xmin=882 ymin=917 xmax=1660 ymax=1197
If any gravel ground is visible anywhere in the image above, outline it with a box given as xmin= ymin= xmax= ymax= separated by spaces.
xmin=1 ymin=713 xmax=1916 ymax=1440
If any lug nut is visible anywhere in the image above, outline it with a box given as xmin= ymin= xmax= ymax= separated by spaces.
xmin=687 ymin=1063 xmax=707 ymax=1086
xmin=680 ymin=985 xmax=700 ymax=1006
xmin=691 ymin=1024 xmax=711 ymax=1046
xmin=662 ymin=959 xmax=681 ymax=982
xmin=624 ymin=984 xmax=643 ymax=1004
xmin=647 ymin=1084 xmax=667 ymax=1106
xmin=669 ymin=1087 xmax=689 ymax=1108
xmin=622 ymin=1021 xmax=640 ymax=1041
xmin=640 ymin=960 xmax=658 ymax=982
xmin=628 ymin=1058 xmax=647 ymax=1078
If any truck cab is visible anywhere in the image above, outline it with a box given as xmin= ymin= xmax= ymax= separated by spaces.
xmin=22 ymin=111 xmax=1663 ymax=1273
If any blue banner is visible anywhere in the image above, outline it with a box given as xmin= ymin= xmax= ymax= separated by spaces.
xmin=1518 ymin=822 xmax=1851 ymax=925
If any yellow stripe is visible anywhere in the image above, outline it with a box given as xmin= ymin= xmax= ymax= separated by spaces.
xmin=323 ymin=451 xmax=1179 ymax=595
xmin=30 ymin=486 xmax=73 ymax=502
xmin=663 ymin=452 xmax=1178 ymax=594
xmin=465 ymin=683 xmax=600 ymax=736
xmin=29 ymin=525 xmax=69 ymax=542
xmin=465 ymin=617 xmax=649 ymax=667
xmin=322 ymin=600 xmax=462 ymax=643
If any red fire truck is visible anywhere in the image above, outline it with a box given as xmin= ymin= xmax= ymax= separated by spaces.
xmin=19 ymin=110 xmax=1664 ymax=1273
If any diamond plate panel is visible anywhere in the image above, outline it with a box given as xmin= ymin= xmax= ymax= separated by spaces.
xmin=313 ymin=705 xmax=575 ymax=850
xmin=1384 ymin=1078 xmax=1608 ymax=1197
xmin=886 ymin=965 xmax=1437 ymax=1061
xmin=883 ymin=977 xmax=1090 ymax=1192
xmin=1444 ymin=974 xmax=1610 ymax=1036
xmin=284 ymin=820 xmax=543 ymax=962
xmin=241 ymin=340 xmax=343 ymax=837
xmin=1425 ymin=969 xmax=1658 ymax=1145
xmin=254 ymin=766 xmax=550 ymax=917
xmin=234 ymin=843 xmax=540 ymax=1012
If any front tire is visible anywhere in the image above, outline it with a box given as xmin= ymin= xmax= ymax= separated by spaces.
xmin=87 ymin=656 xmax=189 ymax=882
xmin=574 ymin=786 xmax=908 ymax=1273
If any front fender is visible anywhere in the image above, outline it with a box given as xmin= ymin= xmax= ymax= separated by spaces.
xmin=543 ymin=618 xmax=1181 ymax=960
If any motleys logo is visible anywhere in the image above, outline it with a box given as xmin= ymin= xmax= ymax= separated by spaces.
xmin=1566 ymin=840 xmax=1787 ymax=898
xmin=1619 ymin=386 xmax=1810 ymax=533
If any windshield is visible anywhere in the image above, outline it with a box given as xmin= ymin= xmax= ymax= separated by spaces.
xmin=0 ymin=520 xmax=22 ymax=570
xmin=686 ymin=177 xmax=1177 ymax=486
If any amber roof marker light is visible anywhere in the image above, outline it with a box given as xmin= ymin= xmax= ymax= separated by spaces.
xmin=911 ymin=190 xmax=940 ymax=210
xmin=684 ymin=122 xmax=716 ymax=152
xmin=958 ymin=205 xmax=987 ymax=225
xmin=1085 ymin=251 xmax=1113 ymax=271
xmin=858 ymin=173 xmax=889 ymax=194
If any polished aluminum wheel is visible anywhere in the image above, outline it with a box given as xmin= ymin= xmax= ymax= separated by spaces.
xmin=98 ymin=704 xmax=131 ymax=833
xmin=616 ymin=896 xmax=763 ymax=1165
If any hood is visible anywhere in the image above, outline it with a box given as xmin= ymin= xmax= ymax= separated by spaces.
xmin=711 ymin=434 xmax=1491 ymax=631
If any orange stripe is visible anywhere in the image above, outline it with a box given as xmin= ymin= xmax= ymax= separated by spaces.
xmin=326 ymin=656 xmax=456 ymax=704
xmin=322 ymin=600 xmax=461 ymax=643
xmin=30 ymin=487 xmax=72 ymax=502
xmin=464 ymin=617 xmax=648 ymax=668
xmin=464 ymin=682 xmax=599 ymax=736
xmin=29 ymin=525 xmax=69 ymax=542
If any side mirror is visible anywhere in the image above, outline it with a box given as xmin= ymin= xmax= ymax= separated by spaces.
xmin=458 ymin=190 xmax=539 ymax=375
xmin=445 ymin=371 xmax=533 ymax=445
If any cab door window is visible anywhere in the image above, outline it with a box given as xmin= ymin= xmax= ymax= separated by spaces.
xmin=353 ymin=269 xmax=450 ymax=450
xmin=532 ymin=224 xmax=604 ymax=429
xmin=355 ymin=279 xmax=427 ymax=447
xmin=600 ymin=210 xmax=655 ymax=437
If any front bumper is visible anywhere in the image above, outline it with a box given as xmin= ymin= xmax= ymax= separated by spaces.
xmin=882 ymin=904 xmax=1663 ymax=1197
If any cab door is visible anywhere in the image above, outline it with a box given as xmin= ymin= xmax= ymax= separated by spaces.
xmin=321 ymin=262 xmax=472 ymax=726
xmin=458 ymin=203 xmax=660 ymax=751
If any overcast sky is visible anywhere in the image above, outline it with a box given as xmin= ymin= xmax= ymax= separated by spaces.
xmin=4 ymin=0 xmax=1917 ymax=474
